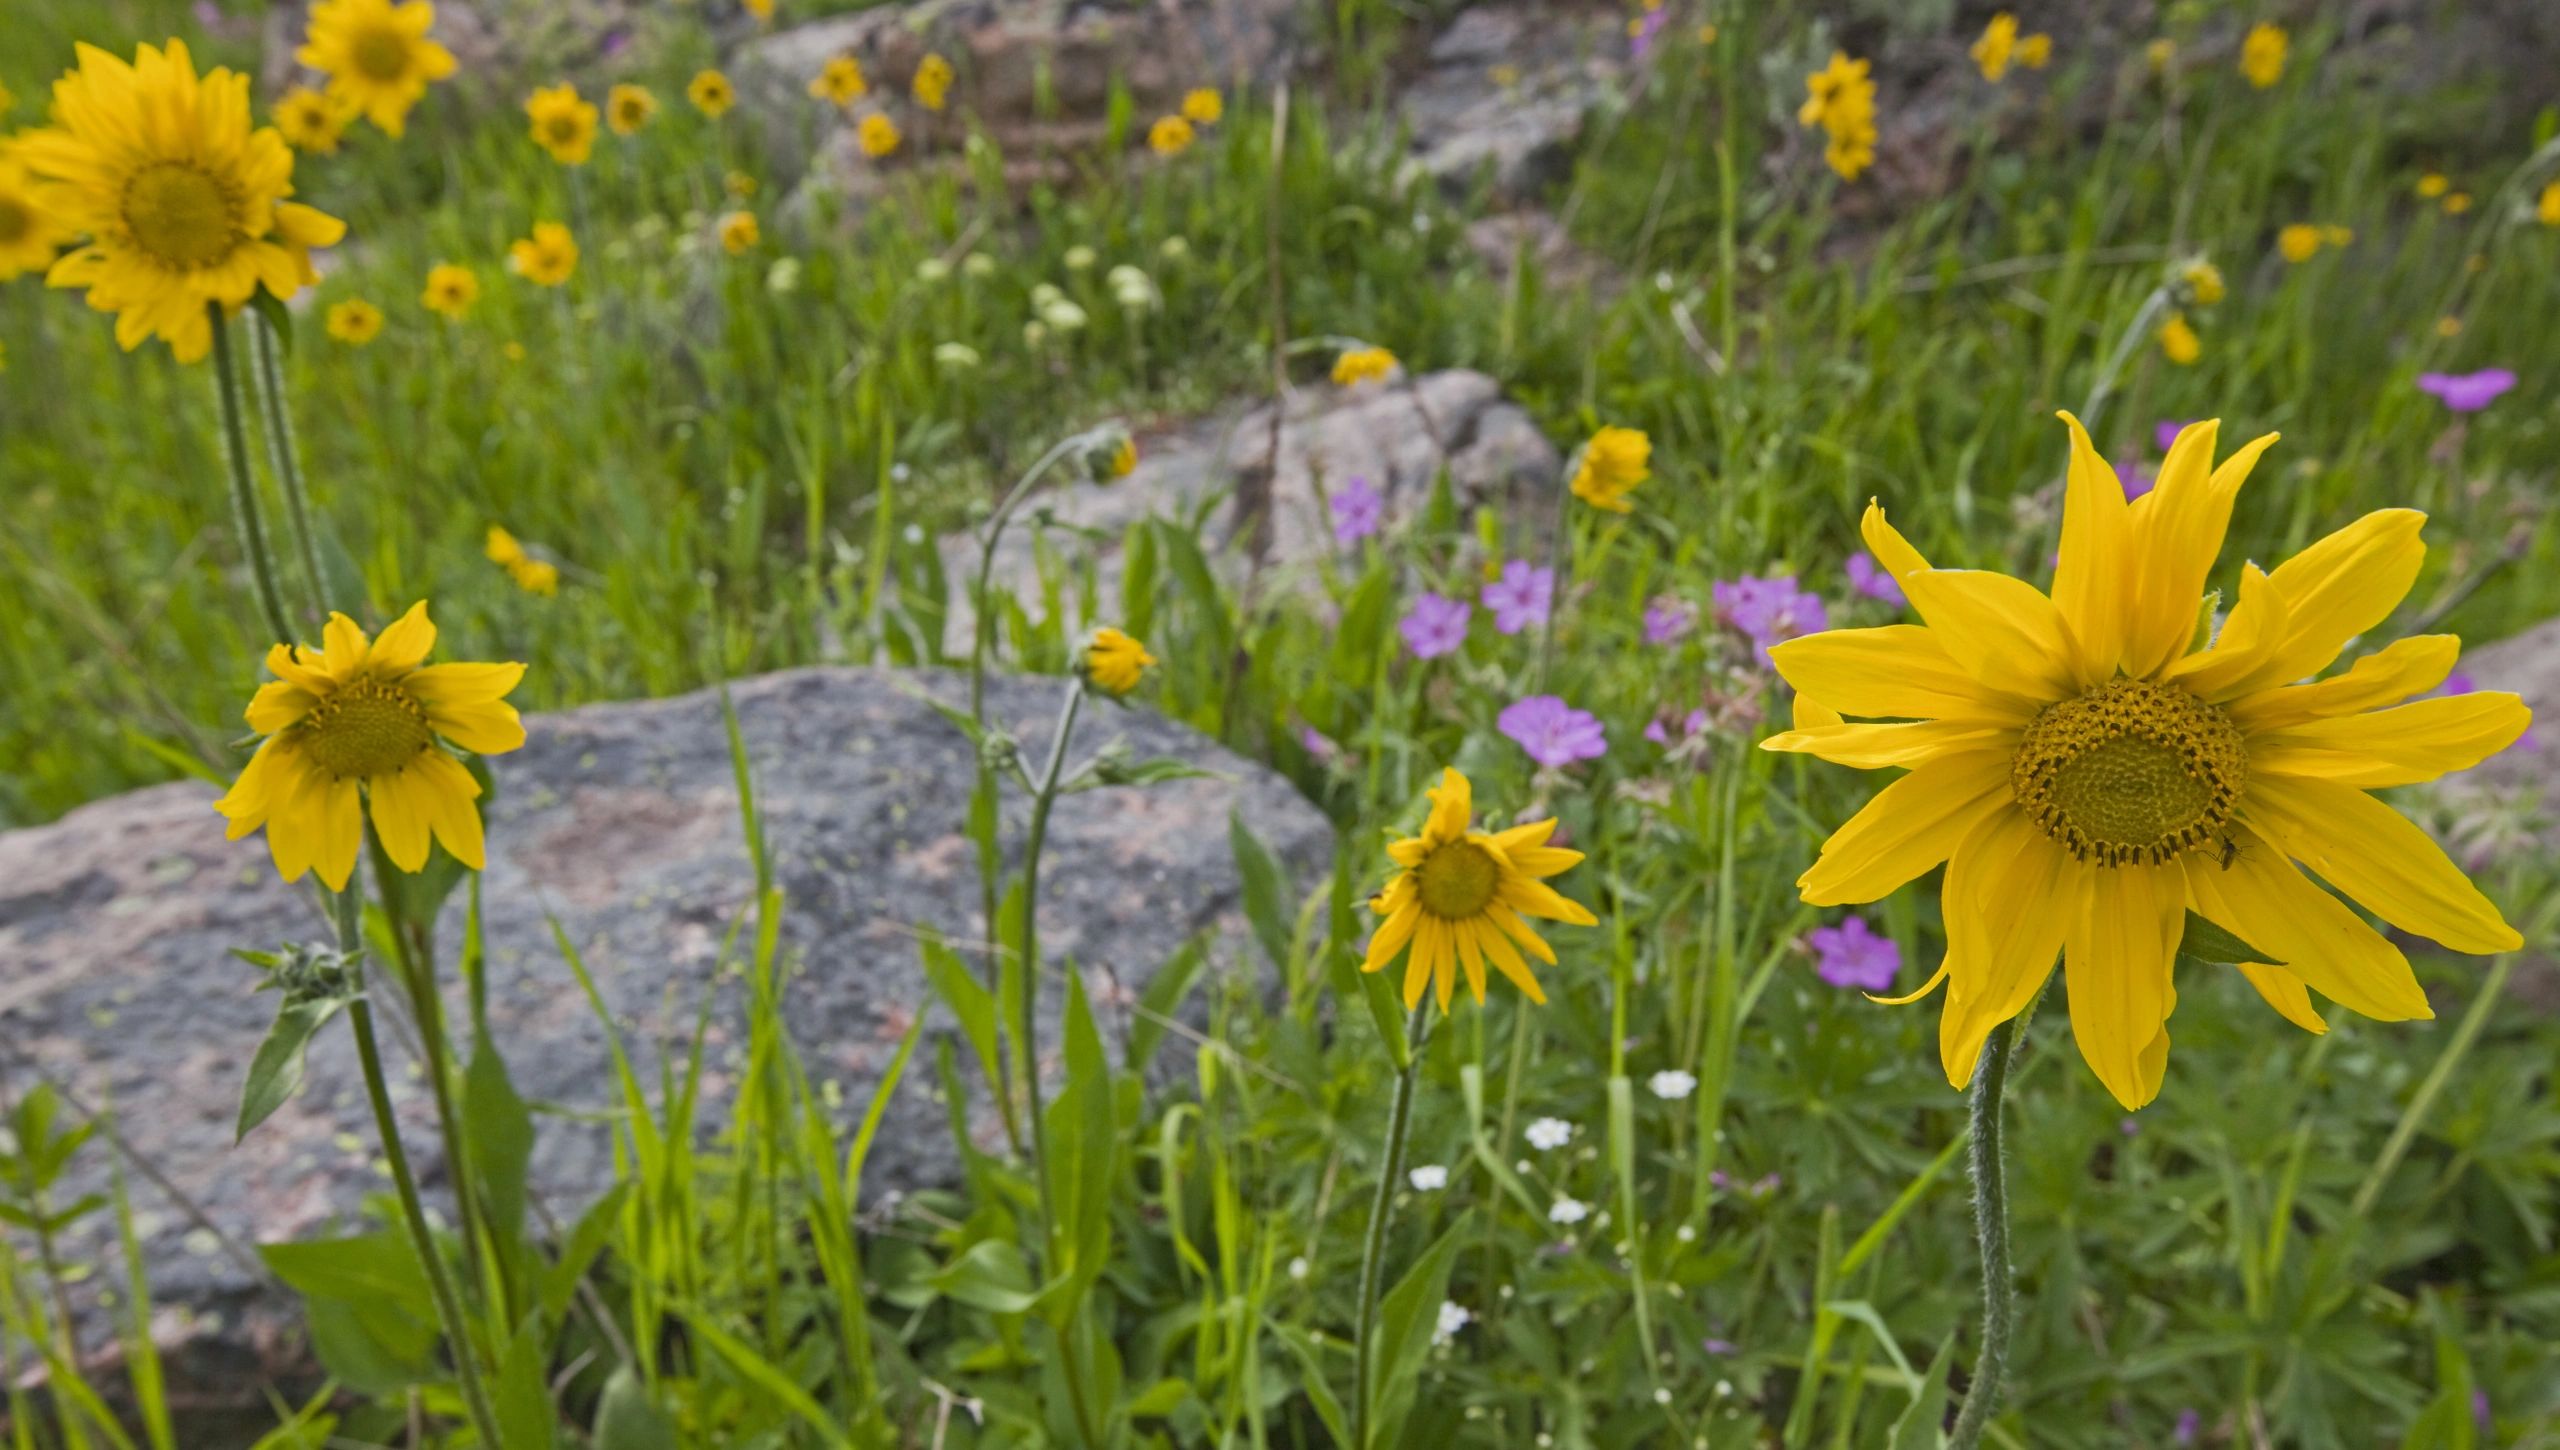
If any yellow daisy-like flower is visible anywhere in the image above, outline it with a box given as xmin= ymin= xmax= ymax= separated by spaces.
xmin=274 ymin=87 xmax=351 ymax=154
xmin=2016 ymin=32 xmax=2051 ymax=68
xmin=1764 ymin=416 xmax=2527 ymax=1110
xmin=718 ymin=210 xmax=760 ymax=255
xmin=857 ymin=113 xmax=901 ymax=158
xmin=744 ymin=0 xmax=776 ymax=20
xmin=216 ymin=602 xmax=527 ymax=891
xmin=1361 ymin=768 xmax=1598 ymax=1011
xmin=526 ymin=84 xmax=598 ymax=165
xmin=2275 ymin=223 xmax=2321 ymax=263
xmin=2145 ymin=37 xmax=2176 ymax=73
xmin=2157 ymin=313 xmax=2200 ymax=365
xmin=1148 ymin=115 xmax=1195 ymax=157
xmin=508 ymin=221 xmax=577 ymax=287
xmin=689 ymin=69 xmax=736 ymax=118
xmin=1109 ymin=437 xmax=1138 ymax=479
xmin=1083 ymin=626 xmax=1157 ymax=695
xmin=0 ymin=148 xmax=73 ymax=281
xmin=422 ymin=261 xmax=478 ymax=318
xmin=810 ymin=55 xmax=868 ymax=107
xmin=913 ymin=53 xmax=953 ymax=112
xmin=1332 ymin=345 xmax=1397 ymax=386
xmin=2239 ymin=22 xmax=2287 ymax=89
xmin=2179 ymin=260 xmax=2224 ymax=306
xmin=509 ymin=557 xmax=561 ymax=596
xmin=606 ymin=84 xmax=657 ymax=136
xmin=2441 ymin=191 xmax=2471 ymax=216
xmin=2415 ymin=172 xmax=2449 ymax=199
xmin=1971 ymin=12 xmax=2019 ymax=81
xmin=724 ymin=169 xmax=757 ymax=200
xmin=1798 ymin=52 xmax=1877 ymax=182
xmin=1569 ymin=425 xmax=1653 ymax=513
xmin=296 ymin=0 xmax=457 ymax=138
xmin=485 ymin=524 xmax=528 ymax=568
xmin=325 ymin=298 xmax=382 ymax=343
xmin=2539 ymin=180 xmax=2560 ymax=227
xmin=1182 ymin=88 xmax=1223 ymax=124
xmin=17 ymin=39 xmax=347 ymax=364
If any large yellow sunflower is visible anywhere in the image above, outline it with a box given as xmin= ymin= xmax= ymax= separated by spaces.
xmin=296 ymin=0 xmax=457 ymax=138
xmin=17 ymin=40 xmax=345 ymax=362
xmin=1361 ymin=768 xmax=1598 ymax=1011
xmin=1765 ymin=415 xmax=2529 ymax=1110
xmin=216 ymin=602 xmax=526 ymax=892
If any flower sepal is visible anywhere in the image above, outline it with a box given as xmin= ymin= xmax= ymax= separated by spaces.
xmin=232 ymin=941 xmax=369 ymax=1142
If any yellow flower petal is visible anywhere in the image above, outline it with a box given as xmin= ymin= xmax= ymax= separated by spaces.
xmin=1421 ymin=767 xmax=1471 ymax=846
xmin=2164 ymin=563 xmax=2290 ymax=697
xmin=2243 ymin=776 xmax=2521 ymax=954
xmin=1769 ymin=626 xmax=2039 ymax=722
xmin=2230 ymin=963 xmax=2327 ymax=1034
xmin=321 ymin=612 xmax=371 ymax=678
xmin=1936 ymin=808 xmax=2079 ymax=1088
xmin=310 ymin=775 xmax=364 ymax=892
xmin=2251 ymin=691 xmax=2530 ymax=788
xmin=368 ymin=764 xmax=436 ymax=872
xmin=2228 ymin=509 xmax=2427 ymax=695
xmin=2052 ymin=411 xmax=2134 ymax=681
xmin=419 ymin=751 xmax=488 ymax=869
xmin=2062 ymin=862 xmax=2183 ymax=1110
xmin=2180 ymin=824 xmax=2431 ymax=1021
xmin=1363 ymin=898 xmax=1422 ymax=973
xmin=1794 ymin=750 xmax=2012 ymax=906
xmin=1761 ymin=719 xmax=2015 ymax=771
xmin=1475 ymin=921 xmax=1547 ymax=1003
xmin=1859 ymin=499 xmax=1931 ymax=583
xmin=2227 ymin=635 xmax=2459 ymax=732
xmin=1898 ymin=570 xmax=2081 ymax=701
xmin=368 ymin=600 xmax=437 ymax=674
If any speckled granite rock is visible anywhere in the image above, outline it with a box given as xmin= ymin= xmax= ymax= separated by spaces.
xmin=1397 ymin=5 xmax=1627 ymax=199
xmin=0 ymin=668 xmax=1329 ymax=1412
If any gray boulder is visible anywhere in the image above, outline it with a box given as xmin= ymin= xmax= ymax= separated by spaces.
xmin=0 ymin=668 xmax=1330 ymax=1412
xmin=1397 ymin=5 xmax=1629 ymax=200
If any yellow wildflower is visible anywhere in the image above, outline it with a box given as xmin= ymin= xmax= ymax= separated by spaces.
xmin=718 ymin=210 xmax=760 ymax=255
xmin=0 ymin=149 xmax=72 ymax=281
xmin=689 ymin=69 xmax=736 ymax=118
xmin=2180 ymin=261 xmax=2224 ymax=306
xmin=2016 ymin=32 xmax=2051 ymax=68
xmin=913 ymin=52 xmax=953 ymax=112
xmin=1361 ymin=768 xmax=1597 ymax=1011
xmin=2415 ymin=172 xmax=2449 ymax=199
xmin=1084 ymin=627 xmax=1157 ymax=696
xmin=1332 ymin=346 xmax=1398 ymax=386
xmin=2539 ymin=181 xmax=2560 ymax=227
xmin=508 ymin=222 xmax=578 ymax=287
xmin=275 ymin=87 xmax=351 ymax=153
xmin=2157 ymin=313 xmax=2200 ymax=365
xmin=1183 ymin=88 xmax=1224 ymax=125
xmin=422 ymin=263 xmax=479 ymax=318
xmin=525 ymin=83 xmax=598 ymax=165
xmin=1570 ymin=425 xmax=1652 ymax=512
xmin=2442 ymin=192 xmax=2470 ymax=216
xmin=810 ymin=55 xmax=868 ymax=107
xmin=858 ymin=113 xmax=901 ymax=158
xmin=1149 ymin=115 xmax=1196 ymax=156
xmin=607 ymin=84 xmax=657 ymax=136
xmin=2239 ymin=22 xmax=2286 ymax=88
xmin=2276 ymin=223 xmax=2322 ymax=263
xmin=1971 ymin=13 xmax=2018 ymax=81
xmin=325 ymin=298 xmax=383 ymax=344
xmin=296 ymin=0 xmax=456 ymax=137
xmin=1799 ymin=52 xmax=1878 ymax=181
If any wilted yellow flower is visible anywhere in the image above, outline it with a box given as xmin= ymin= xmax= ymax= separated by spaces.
xmin=297 ymin=0 xmax=457 ymax=137
xmin=1084 ymin=627 xmax=1157 ymax=695
xmin=509 ymin=221 xmax=578 ymax=287
xmin=1149 ymin=114 xmax=1196 ymax=156
xmin=2239 ymin=22 xmax=2286 ymax=88
xmin=1570 ymin=425 xmax=1652 ymax=512
xmin=1332 ymin=345 xmax=1397 ymax=386
xmin=216 ymin=602 xmax=527 ymax=891
xmin=2318 ymin=224 xmax=2353 ymax=248
xmin=2276 ymin=223 xmax=2322 ymax=263
xmin=857 ymin=113 xmax=901 ymax=157
xmin=1182 ymin=88 xmax=1224 ymax=124
xmin=0 ymin=150 xmax=72 ymax=281
xmin=422 ymin=263 xmax=479 ymax=318
xmin=689 ymin=69 xmax=736 ymax=117
xmin=14 ymin=39 xmax=345 ymax=363
xmin=606 ymin=84 xmax=656 ymax=135
xmin=913 ymin=52 xmax=953 ymax=111
xmin=325 ymin=298 xmax=383 ymax=344
xmin=2145 ymin=37 xmax=2176 ymax=72
xmin=1971 ymin=13 xmax=2019 ymax=81
xmin=1799 ymin=52 xmax=1877 ymax=181
xmin=2415 ymin=172 xmax=2449 ymax=199
xmin=2442 ymin=191 xmax=2471 ymax=215
xmin=2180 ymin=260 xmax=2225 ymax=305
xmin=810 ymin=55 xmax=868 ymax=106
xmin=526 ymin=83 xmax=599 ymax=164
xmin=718 ymin=210 xmax=760 ymax=255
xmin=275 ymin=87 xmax=351 ymax=153
xmin=2016 ymin=32 xmax=2051 ymax=68
xmin=2157 ymin=312 xmax=2200 ymax=365
xmin=2540 ymin=181 xmax=2560 ymax=227
xmin=1764 ymin=418 xmax=2527 ymax=1109
xmin=1362 ymin=768 xmax=1596 ymax=1011
xmin=725 ymin=170 xmax=758 ymax=199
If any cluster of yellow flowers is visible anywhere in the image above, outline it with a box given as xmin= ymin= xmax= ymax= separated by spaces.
xmin=2278 ymin=221 xmax=2354 ymax=264
xmin=1331 ymin=345 xmax=1397 ymax=386
xmin=1970 ymin=13 xmax=2052 ymax=83
xmin=484 ymin=526 xmax=561 ymax=596
xmin=1798 ymin=52 xmax=1878 ymax=182
xmin=1148 ymin=88 xmax=1224 ymax=158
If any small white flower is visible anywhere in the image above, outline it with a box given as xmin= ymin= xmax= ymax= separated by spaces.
xmin=932 ymin=341 xmax=981 ymax=371
xmin=1526 ymin=1117 xmax=1575 ymax=1151
xmin=765 ymin=257 xmax=802 ymax=295
xmin=1287 ymin=1256 xmax=1310 ymax=1281
xmin=1159 ymin=235 xmax=1190 ymax=261
xmin=962 ymin=251 xmax=997 ymax=278
xmin=1023 ymin=320 xmax=1048 ymax=347
xmin=1653 ymin=1387 xmax=1672 ymax=1406
xmin=1433 ymin=1300 xmax=1472 ymax=1343
xmin=1039 ymin=298 xmax=1088 ymax=332
xmin=916 ymin=256 xmax=952 ymax=283
xmin=1408 ymin=1164 xmax=1449 ymax=1191
xmin=1063 ymin=244 xmax=1097 ymax=272
xmin=1030 ymin=281 xmax=1064 ymax=307
xmin=1549 ymin=1196 xmax=1589 ymax=1225
xmin=1648 ymin=1070 xmax=1698 ymax=1100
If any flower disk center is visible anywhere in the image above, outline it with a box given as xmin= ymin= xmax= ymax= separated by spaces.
xmin=352 ymin=25 xmax=414 ymax=81
xmin=2011 ymin=678 xmax=2246 ymax=866
xmin=122 ymin=163 xmax=240 ymax=269
xmin=1416 ymin=840 xmax=1499 ymax=919
xmin=298 ymin=678 xmax=436 ymax=781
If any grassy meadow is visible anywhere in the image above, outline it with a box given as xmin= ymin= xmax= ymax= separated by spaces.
xmin=3 ymin=0 xmax=2558 ymax=1446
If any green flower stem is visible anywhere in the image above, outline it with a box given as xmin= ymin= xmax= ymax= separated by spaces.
xmin=339 ymin=880 xmax=505 ymax=1450
xmin=966 ymin=434 xmax=1089 ymax=723
xmin=207 ymin=305 xmax=294 ymax=646
xmin=1352 ymin=1002 xmax=1431 ymax=1450
xmin=1948 ymin=1017 xmax=2019 ymax=1450
xmin=1014 ymin=675 xmax=1105 ymax=1448
xmin=246 ymin=310 xmax=330 ymax=624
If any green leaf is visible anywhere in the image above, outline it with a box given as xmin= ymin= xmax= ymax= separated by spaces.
xmin=2176 ymin=909 xmax=2283 ymax=968
xmin=1229 ymin=811 xmax=1297 ymax=973
xmin=539 ymin=1182 xmax=631 ymax=1323
xmin=593 ymin=1366 xmax=680 ymax=1450
xmin=1273 ymin=1324 xmax=1351 ymax=1448
xmin=493 ymin=1318 xmax=558 ymax=1450
xmin=928 ymin=1237 xmax=1040 ymax=1314
xmin=1888 ymin=1338 xmax=1955 ymax=1450
xmin=1042 ymin=967 xmax=1118 ymax=1309
xmin=919 ymin=932 xmax=1005 ymax=1109
xmin=1127 ymin=933 xmax=1208 ymax=1072
xmin=234 ymin=998 xmax=341 ymax=1142
xmin=248 ymin=291 xmax=293 ymax=356
xmin=463 ymin=1030 xmax=535 ymax=1240
xmin=1369 ymin=1212 xmax=1472 ymax=1448
xmin=1126 ymin=1377 xmax=1192 ymax=1418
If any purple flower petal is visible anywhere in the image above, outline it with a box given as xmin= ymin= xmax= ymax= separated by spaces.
xmin=1400 ymin=592 xmax=1471 ymax=659
xmin=1807 ymin=914 xmax=1899 ymax=991
xmin=1498 ymin=694 xmax=1608 ymax=768
xmin=1481 ymin=560 xmax=1556 ymax=636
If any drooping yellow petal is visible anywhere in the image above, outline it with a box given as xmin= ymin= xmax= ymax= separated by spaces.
xmin=1898 ymin=570 xmax=2082 ymax=701
xmin=2179 ymin=824 xmax=2430 ymax=1021
xmin=2242 ymin=776 xmax=2521 ymax=954
xmin=244 ymin=681 xmax=318 ymax=735
xmin=1769 ymin=626 xmax=2041 ymax=723
xmin=1363 ymin=899 xmax=1422 ymax=974
xmin=1474 ymin=919 xmax=1548 ymax=1003
xmin=309 ymin=775 xmax=365 ymax=892
xmin=1859 ymin=499 xmax=1931 ymax=583
xmin=417 ymin=750 xmax=488 ymax=870
xmin=2062 ymin=862 xmax=2183 ymax=1110
xmin=1936 ymin=808 xmax=2079 ymax=1088
xmin=2230 ymin=963 xmax=2327 ymax=1034
xmin=2227 ymin=635 xmax=2459 ymax=732
xmin=368 ymin=765 xmax=435 ymax=872
xmin=1485 ymin=902 xmax=1559 ymax=965
xmin=2051 ymin=411 xmax=2133 ymax=681
xmin=2250 ymin=692 xmax=2529 ymax=788
xmin=1497 ymin=874 xmax=1600 ymax=926
xmin=1762 ymin=719 xmax=2015 ymax=771
xmin=1794 ymin=750 xmax=2013 ymax=906
xmin=406 ymin=661 xmax=528 ymax=705
xmin=425 ymin=702 xmax=527 ymax=756
xmin=2223 ymin=509 xmax=2427 ymax=695
xmin=1455 ymin=919 xmax=1490 ymax=1003
xmin=1402 ymin=919 xmax=1438 ymax=1007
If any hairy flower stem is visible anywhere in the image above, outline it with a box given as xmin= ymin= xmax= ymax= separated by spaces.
xmin=340 ymin=880 xmax=505 ymax=1450
xmin=1015 ymin=676 xmax=1105 ymax=1448
xmin=208 ymin=306 xmax=294 ymax=646
xmin=966 ymin=435 xmax=1092 ymax=725
xmin=1948 ymin=1018 xmax=2019 ymax=1450
xmin=1352 ymin=1003 xmax=1431 ymax=1450
xmin=247 ymin=311 xmax=330 ymax=625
